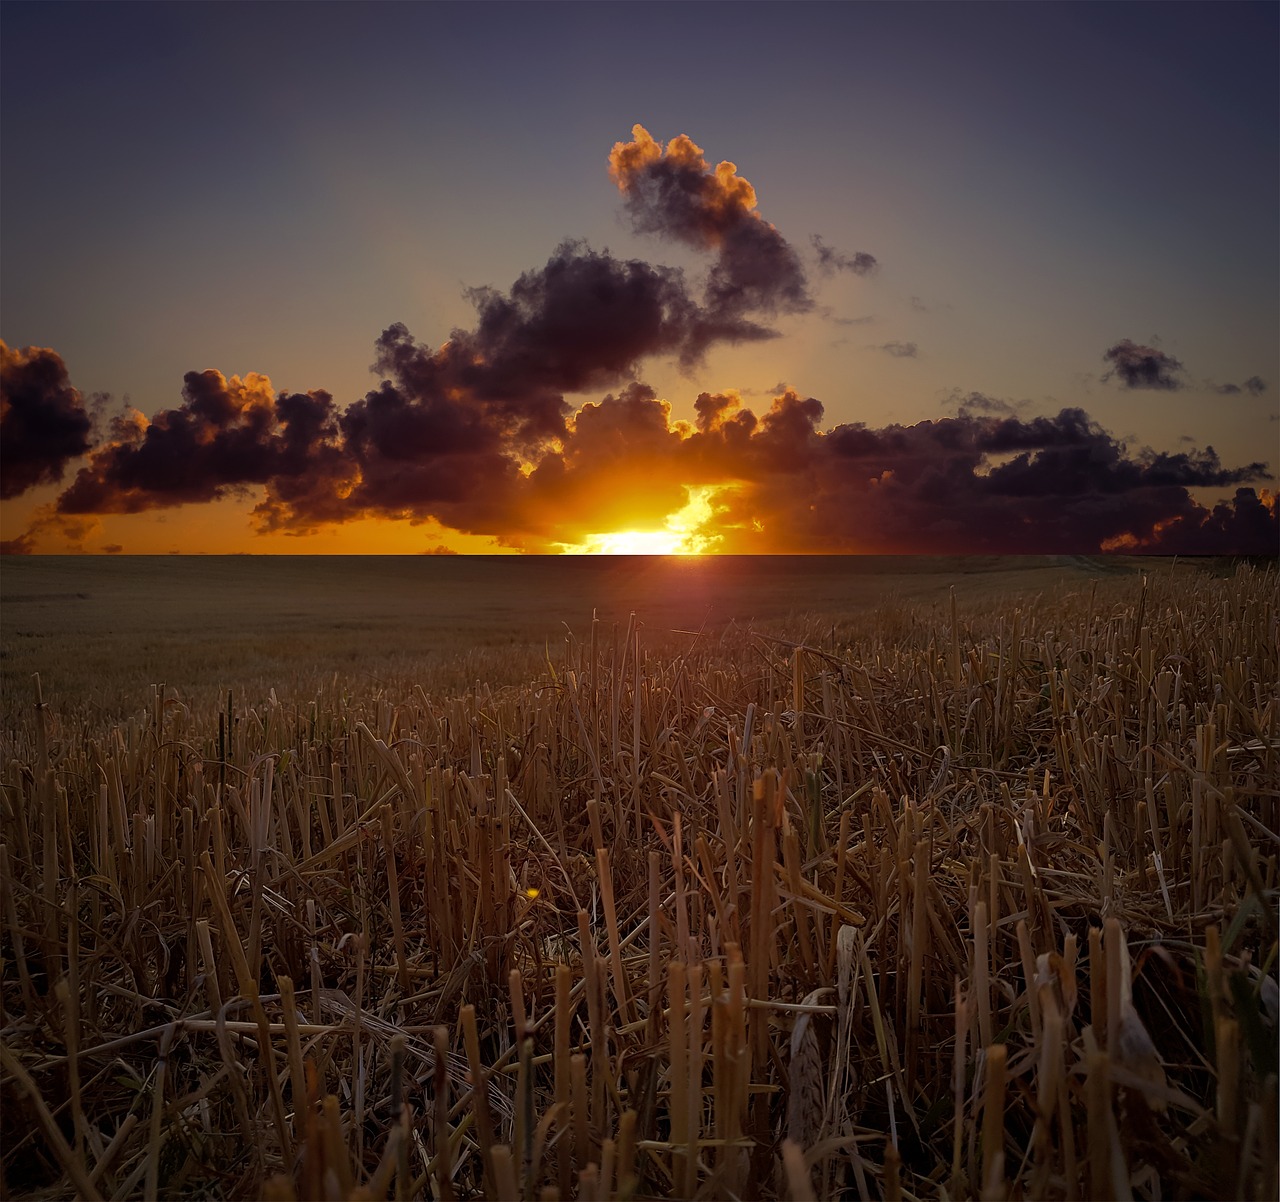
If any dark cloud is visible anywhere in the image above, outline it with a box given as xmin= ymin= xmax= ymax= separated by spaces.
xmin=609 ymin=125 xmax=811 ymax=336
xmin=878 ymin=341 xmax=919 ymax=359
xmin=724 ymin=405 xmax=1275 ymax=555
xmin=1103 ymin=488 xmax=1278 ymax=554
xmin=810 ymin=235 xmax=878 ymax=277
xmin=1101 ymin=339 xmax=1186 ymax=391
xmin=451 ymin=242 xmax=703 ymax=409
xmin=1 ymin=342 xmax=95 ymax=498
xmin=56 ymin=371 xmax=343 ymax=518
xmin=1216 ymin=375 xmax=1268 ymax=396
xmin=103 ymin=543 xmax=123 ymax=553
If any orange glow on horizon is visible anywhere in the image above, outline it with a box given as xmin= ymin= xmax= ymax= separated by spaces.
xmin=560 ymin=529 xmax=693 ymax=555
xmin=555 ymin=483 xmax=740 ymax=555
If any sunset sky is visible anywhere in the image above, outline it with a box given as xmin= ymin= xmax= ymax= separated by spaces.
xmin=2 ymin=1 xmax=1277 ymax=554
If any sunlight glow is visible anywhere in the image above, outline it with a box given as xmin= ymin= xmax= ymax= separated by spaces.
xmin=557 ymin=484 xmax=731 ymax=555
xmin=567 ymin=529 xmax=688 ymax=555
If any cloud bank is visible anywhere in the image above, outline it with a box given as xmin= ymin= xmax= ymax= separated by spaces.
xmin=2 ymin=129 xmax=1274 ymax=556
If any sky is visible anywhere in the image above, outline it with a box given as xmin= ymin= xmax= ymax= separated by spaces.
xmin=2 ymin=0 xmax=1277 ymax=555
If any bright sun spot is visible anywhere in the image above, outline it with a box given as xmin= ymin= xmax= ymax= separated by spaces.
xmin=558 ymin=484 xmax=729 ymax=555
xmin=570 ymin=529 xmax=688 ymax=555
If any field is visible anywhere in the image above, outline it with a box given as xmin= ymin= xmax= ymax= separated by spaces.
xmin=1 ymin=554 xmax=1276 ymax=1201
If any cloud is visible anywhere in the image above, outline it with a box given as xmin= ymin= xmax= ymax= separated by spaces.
xmin=609 ymin=125 xmax=811 ymax=338
xmin=452 ymin=242 xmax=704 ymax=406
xmin=1216 ymin=375 xmax=1268 ymax=396
xmin=1102 ymin=489 xmax=1278 ymax=554
xmin=1101 ymin=339 xmax=1186 ymax=391
xmin=810 ymin=235 xmax=878 ymax=277
xmin=1 ymin=342 xmax=96 ymax=498
xmin=877 ymin=341 xmax=919 ymax=359
xmin=1 ymin=506 xmax=101 ymax=553
xmin=56 ymin=370 xmax=344 ymax=518
xmin=721 ymin=404 xmax=1275 ymax=555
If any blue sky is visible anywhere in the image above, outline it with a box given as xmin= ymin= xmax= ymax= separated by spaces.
xmin=2 ymin=1 xmax=1276 ymax=553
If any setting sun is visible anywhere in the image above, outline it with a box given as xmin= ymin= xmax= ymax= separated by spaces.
xmin=556 ymin=484 xmax=736 ymax=554
xmin=561 ymin=529 xmax=690 ymax=555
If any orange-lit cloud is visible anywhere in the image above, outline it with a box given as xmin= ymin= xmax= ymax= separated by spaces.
xmin=610 ymin=125 xmax=760 ymax=247
xmin=610 ymin=124 xmax=811 ymax=345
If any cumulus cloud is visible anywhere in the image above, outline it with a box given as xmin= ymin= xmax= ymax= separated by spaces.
xmin=1101 ymin=339 xmax=1186 ymax=391
xmin=56 ymin=370 xmax=343 ymax=517
xmin=1 ymin=342 xmax=95 ymax=498
xmin=877 ymin=341 xmax=919 ymax=359
xmin=810 ymin=235 xmax=878 ymax=277
xmin=609 ymin=125 xmax=811 ymax=342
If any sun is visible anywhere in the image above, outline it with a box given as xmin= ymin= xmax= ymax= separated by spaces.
xmin=565 ymin=529 xmax=688 ymax=555
xmin=555 ymin=484 xmax=738 ymax=555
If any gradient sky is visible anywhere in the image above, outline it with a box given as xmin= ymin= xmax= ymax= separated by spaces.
xmin=2 ymin=1 xmax=1277 ymax=554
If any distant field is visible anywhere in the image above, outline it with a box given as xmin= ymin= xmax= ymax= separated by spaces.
xmin=3 ymin=553 xmax=1174 ymax=718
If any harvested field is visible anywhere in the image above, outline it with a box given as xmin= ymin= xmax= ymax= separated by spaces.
xmin=1 ymin=555 xmax=1276 ymax=1200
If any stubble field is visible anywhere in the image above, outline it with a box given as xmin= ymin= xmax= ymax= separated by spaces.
xmin=1 ymin=554 xmax=1276 ymax=1201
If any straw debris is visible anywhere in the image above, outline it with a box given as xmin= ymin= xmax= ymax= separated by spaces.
xmin=1 ymin=559 xmax=1276 ymax=1199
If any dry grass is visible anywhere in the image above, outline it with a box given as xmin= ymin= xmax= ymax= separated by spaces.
xmin=1 ymin=555 xmax=1276 ymax=1200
